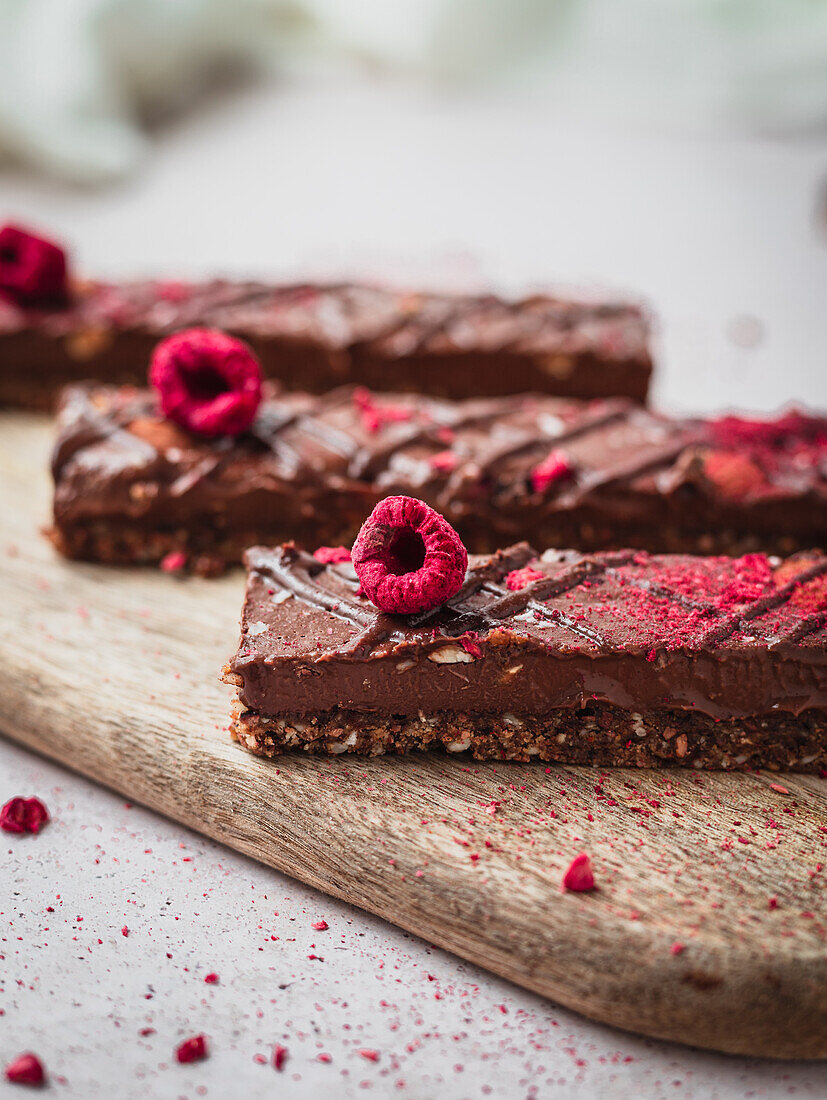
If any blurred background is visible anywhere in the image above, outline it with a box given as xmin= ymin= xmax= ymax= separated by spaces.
xmin=1 ymin=0 xmax=825 ymax=411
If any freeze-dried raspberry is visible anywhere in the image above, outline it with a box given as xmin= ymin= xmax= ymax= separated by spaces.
xmin=352 ymin=496 xmax=467 ymax=615
xmin=4 ymin=1052 xmax=45 ymax=1085
xmin=710 ymin=412 xmax=827 ymax=450
xmin=0 ymin=223 xmax=68 ymax=306
xmin=505 ymin=566 xmax=544 ymax=591
xmin=562 ymin=853 xmax=595 ymax=892
xmin=531 ymin=449 xmax=573 ymax=493
xmin=273 ymin=1044 xmax=288 ymax=1070
xmin=160 ymin=550 xmax=187 ymax=573
xmin=150 ymin=328 xmax=262 ymax=437
xmin=429 ymin=450 xmax=457 ymax=472
xmin=459 ymin=633 xmax=483 ymax=658
xmin=0 ymin=796 xmax=49 ymax=835
xmin=352 ymin=387 xmax=412 ymax=434
xmin=313 ymin=546 xmax=351 ymax=565
xmin=702 ymin=451 xmax=767 ymax=500
xmin=175 ymin=1035 xmax=208 ymax=1064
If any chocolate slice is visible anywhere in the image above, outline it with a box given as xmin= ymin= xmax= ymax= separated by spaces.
xmin=0 ymin=279 xmax=652 ymax=409
xmin=223 ymin=542 xmax=827 ymax=771
xmin=49 ymin=384 xmax=827 ymax=573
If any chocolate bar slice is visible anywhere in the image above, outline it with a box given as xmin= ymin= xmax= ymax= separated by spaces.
xmin=0 ymin=279 xmax=652 ymax=409
xmin=223 ymin=543 xmax=827 ymax=771
xmin=50 ymin=384 xmax=827 ymax=573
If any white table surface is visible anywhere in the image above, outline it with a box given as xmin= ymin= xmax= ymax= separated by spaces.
xmin=1 ymin=74 xmax=826 ymax=1099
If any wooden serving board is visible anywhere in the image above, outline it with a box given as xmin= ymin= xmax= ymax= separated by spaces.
xmin=1 ymin=412 xmax=825 ymax=1060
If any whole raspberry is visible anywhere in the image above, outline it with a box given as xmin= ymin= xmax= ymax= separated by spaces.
xmin=531 ymin=449 xmax=573 ymax=493
xmin=351 ymin=496 xmax=468 ymax=615
xmin=562 ymin=853 xmax=595 ymax=892
xmin=5 ymin=1052 xmax=46 ymax=1085
xmin=149 ymin=328 xmax=262 ymax=437
xmin=175 ymin=1035 xmax=208 ymax=1064
xmin=0 ymin=223 xmax=68 ymax=306
xmin=0 ymin=796 xmax=49 ymax=835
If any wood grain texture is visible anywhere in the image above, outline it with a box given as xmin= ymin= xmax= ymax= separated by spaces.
xmin=0 ymin=412 xmax=825 ymax=1060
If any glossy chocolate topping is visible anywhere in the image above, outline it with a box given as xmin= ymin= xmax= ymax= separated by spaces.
xmin=52 ymin=383 xmax=827 ymax=557
xmin=231 ymin=543 xmax=827 ymax=722
xmin=0 ymin=278 xmax=645 ymax=350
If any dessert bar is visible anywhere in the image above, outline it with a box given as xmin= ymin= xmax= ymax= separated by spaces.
xmin=223 ymin=542 xmax=827 ymax=771
xmin=50 ymin=383 xmax=827 ymax=573
xmin=0 ymin=278 xmax=652 ymax=409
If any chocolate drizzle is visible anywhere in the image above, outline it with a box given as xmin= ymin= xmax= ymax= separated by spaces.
xmin=250 ymin=544 xmax=375 ymax=632
xmin=247 ymin=542 xmax=827 ymax=663
xmin=54 ymin=386 xmax=692 ymax=507
xmin=4 ymin=276 xmax=653 ymax=410
xmin=697 ymin=557 xmax=827 ymax=647
xmin=50 ymin=389 xmax=155 ymax=477
xmin=53 ymin=382 xmax=827 ymax=563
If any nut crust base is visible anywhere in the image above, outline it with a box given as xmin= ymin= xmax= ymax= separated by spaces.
xmin=226 ymin=695 xmax=826 ymax=772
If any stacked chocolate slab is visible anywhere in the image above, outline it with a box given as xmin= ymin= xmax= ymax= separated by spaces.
xmin=0 ymin=280 xmax=651 ymax=409
xmin=50 ymin=384 xmax=826 ymax=574
xmin=223 ymin=542 xmax=827 ymax=771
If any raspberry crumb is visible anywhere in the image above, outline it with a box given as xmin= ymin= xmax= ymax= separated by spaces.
xmin=531 ymin=449 xmax=573 ymax=493
xmin=160 ymin=550 xmax=187 ymax=573
xmin=429 ymin=450 xmax=457 ymax=472
xmin=562 ymin=853 xmax=596 ymax=892
xmin=359 ymin=1049 xmax=380 ymax=1062
xmin=0 ymin=796 xmax=49 ymax=835
xmin=176 ymin=1035 xmax=208 ymax=1064
xmin=353 ymin=387 xmax=412 ymax=433
xmin=204 ymin=972 xmax=219 ymax=984
xmin=670 ymin=942 xmax=685 ymax=955
xmin=505 ymin=566 xmax=544 ymax=591
xmin=317 ymin=1053 xmax=332 ymax=1063
xmin=459 ymin=633 xmax=483 ymax=658
xmin=769 ymin=896 xmax=779 ymax=910
xmin=4 ymin=1053 xmax=45 ymax=1086
xmin=121 ymin=926 xmax=129 ymax=937
xmin=313 ymin=546 xmax=351 ymax=565
xmin=311 ymin=920 xmax=329 ymax=931
xmin=273 ymin=1044 xmax=288 ymax=1070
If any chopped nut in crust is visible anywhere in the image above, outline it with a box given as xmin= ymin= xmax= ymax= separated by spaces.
xmin=428 ymin=644 xmax=476 ymax=664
